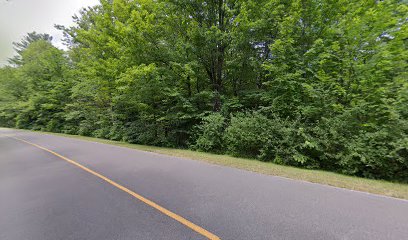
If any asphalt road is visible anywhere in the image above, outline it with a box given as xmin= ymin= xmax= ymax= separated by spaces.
xmin=1 ymin=128 xmax=407 ymax=240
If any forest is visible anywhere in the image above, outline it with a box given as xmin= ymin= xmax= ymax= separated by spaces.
xmin=0 ymin=0 xmax=407 ymax=182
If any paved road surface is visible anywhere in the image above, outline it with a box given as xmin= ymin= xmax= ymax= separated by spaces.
xmin=1 ymin=128 xmax=407 ymax=240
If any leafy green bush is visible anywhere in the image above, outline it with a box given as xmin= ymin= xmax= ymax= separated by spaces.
xmin=339 ymin=124 xmax=408 ymax=181
xmin=225 ymin=112 xmax=319 ymax=167
xmin=223 ymin=110 xmax=408 ymax=181
xmin=191 ymin=113 xmax=226 ymax=152
xmin=224 ymin=112 xmax=271 ymax=158
xmin=259 ymin=122 xmax=319 ymax=168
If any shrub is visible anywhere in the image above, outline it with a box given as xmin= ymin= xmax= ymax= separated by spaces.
xmin=224 ymin=112 xmax=271 ymax=158
xmin=225 ymin=112 xmax=319 ymax=167
xmin=340 ymin=126 xmax=408 ymax=181
xmin=191 ymin=113 xmax=226 ymax=152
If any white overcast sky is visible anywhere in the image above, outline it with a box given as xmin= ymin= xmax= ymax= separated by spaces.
xmin=0 ymin=0 xmax=100 ymax=65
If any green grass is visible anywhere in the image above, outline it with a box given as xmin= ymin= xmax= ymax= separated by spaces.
xmin=9 ymin=129 xmax=408 ymax=200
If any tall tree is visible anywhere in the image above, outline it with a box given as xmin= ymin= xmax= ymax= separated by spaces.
xmin=167 ymin=0 xmax=242 ymax=111
xmin=8 ymin=31 xmax=53 ymax=66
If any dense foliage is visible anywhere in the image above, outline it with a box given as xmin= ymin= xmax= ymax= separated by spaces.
xmin=1 ymin=0 xmax=407 ymax=181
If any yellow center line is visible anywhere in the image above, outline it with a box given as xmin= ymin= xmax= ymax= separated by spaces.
xmin=9 ymin=135 xmax=220 ymax=240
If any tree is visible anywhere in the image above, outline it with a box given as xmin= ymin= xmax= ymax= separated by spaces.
xmin=8 ymin=31 xmax=53 ymax=66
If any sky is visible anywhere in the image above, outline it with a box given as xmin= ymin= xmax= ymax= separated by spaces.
xmin=0 ymin=0 xmax=100 ymax=66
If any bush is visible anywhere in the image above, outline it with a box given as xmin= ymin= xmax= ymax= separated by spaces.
xmin=191 ymin=113 xmax=226 ymax=152
xmin=340 ymin=126 xmax=408 ymax=181
xmin=225 ymin=112 xmax=319 ymax=167
xmin=224 ymin=112 xmax=271 ymax=157
xmin=259 ymin=121 xmax=319 ymax=168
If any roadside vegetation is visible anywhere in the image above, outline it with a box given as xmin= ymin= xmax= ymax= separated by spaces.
xmin=0 ymin=0 xmax=407 ymax=183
